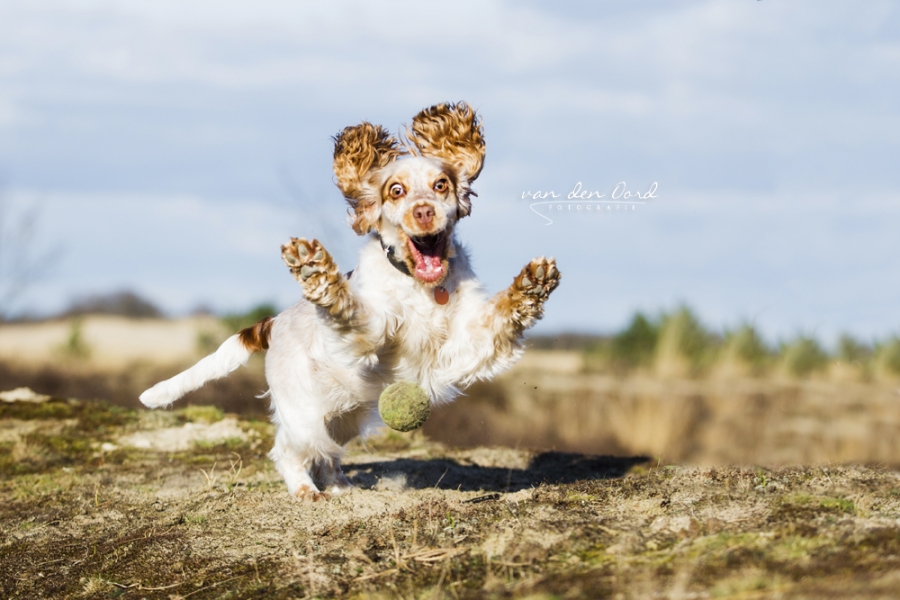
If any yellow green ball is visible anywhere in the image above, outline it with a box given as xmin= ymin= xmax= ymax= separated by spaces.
xmin=378 ymin=382 xmax=431 ymax=432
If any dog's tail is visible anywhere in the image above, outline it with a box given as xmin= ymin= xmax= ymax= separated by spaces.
xmin=139 ymin=317 xmax=274 ymax=409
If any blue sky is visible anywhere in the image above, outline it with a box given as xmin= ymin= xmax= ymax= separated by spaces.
xmin=1 ymin=1 xmax=898 ymax=344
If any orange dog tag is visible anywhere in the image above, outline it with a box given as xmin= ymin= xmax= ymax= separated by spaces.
xmin=434 ymin=286 xmax=449 ymax=305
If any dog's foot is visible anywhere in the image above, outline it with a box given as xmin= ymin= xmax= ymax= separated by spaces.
xmin=281 ymin=238 xmax=343 ymax=305
xmin=507 ymin=257 xmax=560 ymax=329
xmin=282 ymin=237 xmax=332 ymax=282
xmin=293 ymin=484 xmax=331 ymax=502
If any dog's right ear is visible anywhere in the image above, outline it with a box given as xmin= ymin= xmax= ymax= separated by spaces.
xmin=333 ymin=123 xmax=402 ymax=235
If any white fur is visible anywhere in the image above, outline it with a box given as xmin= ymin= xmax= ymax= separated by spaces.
xmin=262 ymin=234 xmax=525 ymax=496
xmin=139 ymin=334 xmax=251 ymax=408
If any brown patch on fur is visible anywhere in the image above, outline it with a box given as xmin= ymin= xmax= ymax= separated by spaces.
xmin=238 ymin=316 xmax=274 ymax=353
xmin=333 ymin=123 xmax=403 ymax=235
xmin=405 ymin=102 xmax=485 ymax=218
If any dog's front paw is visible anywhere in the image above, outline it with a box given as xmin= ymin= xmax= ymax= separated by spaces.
xmin=282 ymin=237 xmax=329 ymax=280
xmin=281 ymin=238 xmax=342 ymax=303
xmin=507 ymin=257 xmax=560 ymax=328
xmin=515 ymin=257 xmax=560 ymax=299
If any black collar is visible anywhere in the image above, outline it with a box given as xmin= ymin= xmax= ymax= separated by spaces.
xmin=378 ymin=235 xmax=412 ymax=277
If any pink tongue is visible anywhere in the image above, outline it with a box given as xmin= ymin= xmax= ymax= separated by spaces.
xmin=415 ymin=253 xmax=443 ymax=275
xmin=410 ymin=239 xmax=444 ymax=280
xmin=417 ymin=254 xmax=441 ymax=269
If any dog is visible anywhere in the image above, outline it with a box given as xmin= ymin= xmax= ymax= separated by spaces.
xmin=140 ymin=102 xmax=560 ymax=499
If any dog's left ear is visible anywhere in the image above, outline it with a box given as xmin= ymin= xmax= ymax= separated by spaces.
xmin=333 ymin=122 xmax=402 ymax=235
xmin=406 ymin=102 xmax=485 ymax=218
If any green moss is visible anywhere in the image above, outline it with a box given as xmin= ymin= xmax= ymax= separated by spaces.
xmin=0 ymin=399 xmax=75 ymax=420
xmin=178 ymin=405 xmax=225 ymax=424
xmin=819 ymin=498 xmax=856 ymax=514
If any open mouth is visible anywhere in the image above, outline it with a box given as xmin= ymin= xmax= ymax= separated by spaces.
xmin=406 ymin=233 xmax=446 ymax=283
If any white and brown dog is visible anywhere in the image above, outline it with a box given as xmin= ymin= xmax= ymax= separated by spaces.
xmin=140 ymin=102 xmax=560 ymax=499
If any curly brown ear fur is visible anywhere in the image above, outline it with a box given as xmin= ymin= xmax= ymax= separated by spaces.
xmin=405 ymin=102 xmax=485 ymax=217
xmin=333 ymin=123 xmax=402 ymax=235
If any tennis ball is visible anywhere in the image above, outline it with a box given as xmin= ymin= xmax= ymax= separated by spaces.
xmin=378 ymin=381 xmax=431 ymax=432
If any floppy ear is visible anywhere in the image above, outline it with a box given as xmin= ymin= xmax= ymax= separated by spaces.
xmin=333 ymin=122 xmax=402 ymax=235
xmin=406 ymin=102 xmax=485 ymax=218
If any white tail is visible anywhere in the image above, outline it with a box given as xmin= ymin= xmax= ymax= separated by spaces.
xmin=139 ymin=334 xmax=252 ymax=408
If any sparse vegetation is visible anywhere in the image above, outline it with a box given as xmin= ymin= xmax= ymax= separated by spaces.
xmin=608 ymin=312 xmax=660 ymax=371
xmin=56 ymin=317 xmax=92 ymax=360
xmin=780 ymin=335 xmax=829 ymax=378
xmin=875 ymin=337 xmax=900 ymax=380
xmin=532 ymin=306 xmax=900 ymax=382
xmin=2 ymin=398 xmax=900 ymax=599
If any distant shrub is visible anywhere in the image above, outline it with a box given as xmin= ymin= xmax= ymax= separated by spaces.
xmin=728 ymin=325 xmax=770 ymax=363
xmin=607 ymin=312 xmax=659 ymax=371
xmin=221 ymin=303 xmax=278 ymax=333
xmin=781 ymin=336 xmax=829 ymax=377
xmin=655 ymin=306 xmax=719 ymax=377
xmin=837 ymin=335 xmax=872 ymax=364
xmin=56 ymin=317 xmax=92 ymax=360
xmin=62 ymin=290 xmax=162 ymax=318
xmin=718 ymin=324 xmax=771 ymax=376
xmin=874 ymin=338 xmax=900 ymax=379
xmin=527 ymin=305 xmax=897 ymax=383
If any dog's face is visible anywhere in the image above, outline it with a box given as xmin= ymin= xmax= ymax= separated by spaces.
xmin=375 ymin=157 xmax=457 ymax=284
xmin=332 ymin=102 xmax=485 ymax=286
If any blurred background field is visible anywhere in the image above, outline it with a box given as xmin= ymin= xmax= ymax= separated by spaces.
xmin=3 ymin=293 xmax=899 ymax=467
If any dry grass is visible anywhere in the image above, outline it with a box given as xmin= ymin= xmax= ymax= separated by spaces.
xmin=3 ymin=397 xmax=900 ymax=599
xmin=424 ymin=365 xmax=900 ymax=466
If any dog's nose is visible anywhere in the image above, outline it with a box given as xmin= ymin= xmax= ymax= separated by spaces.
xmin=414 ymin=205 xmax=434 ymax=226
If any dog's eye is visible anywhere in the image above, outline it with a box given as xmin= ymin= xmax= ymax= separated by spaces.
xmin=389 ymin=183 xmax=405 ymax=199
xmin=433 ymin=178 xmax=449 ymax=193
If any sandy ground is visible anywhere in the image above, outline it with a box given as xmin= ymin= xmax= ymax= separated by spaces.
xmin=4 ymin=394 xmax=900 ymax=599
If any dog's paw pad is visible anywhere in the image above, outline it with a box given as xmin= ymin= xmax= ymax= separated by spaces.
xmin=516 ymin=257 xmax=560 ymax=298
xmin=281 ymin=238 xmax=331 ymax=282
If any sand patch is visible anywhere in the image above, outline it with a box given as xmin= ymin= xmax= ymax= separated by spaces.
xmin=118 ymin=417 xmax=253 ymax=451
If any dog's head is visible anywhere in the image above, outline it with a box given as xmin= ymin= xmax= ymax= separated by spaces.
xmin=332 ymin=102 xmax=485 ymax=286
